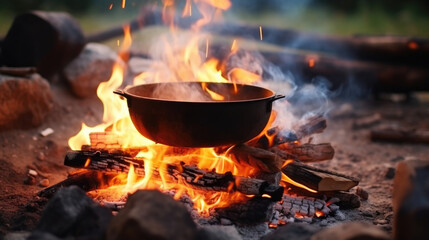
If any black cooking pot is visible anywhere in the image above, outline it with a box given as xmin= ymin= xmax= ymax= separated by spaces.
xmin=114 ymin=82 xmax=284 ymax=147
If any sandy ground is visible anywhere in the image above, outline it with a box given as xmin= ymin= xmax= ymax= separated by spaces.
xmin=0 ymin=81 xmax=428 ymax=236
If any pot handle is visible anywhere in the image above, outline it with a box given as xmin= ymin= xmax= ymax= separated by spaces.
xmin=270 ymin=94 xmax=285 ymax=102
xmin=113 ymin=89 xmax=127 ymax=98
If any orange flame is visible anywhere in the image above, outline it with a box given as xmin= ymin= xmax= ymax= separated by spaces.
xmin=281 ymin=160 xmax=318 ymax=193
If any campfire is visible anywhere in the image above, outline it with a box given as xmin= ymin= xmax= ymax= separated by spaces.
xmin=34 ymin=1 xmax=362 ymax=230
xmin=3 ymin=1 xmax=429 ymax=240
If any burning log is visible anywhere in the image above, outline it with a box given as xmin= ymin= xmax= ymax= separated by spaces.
xmin=38 ymin=170 xmax=118 ymax=198
xmin=282 ymin=161 xmax=359 ymax=192
xmin=64 ymin=150 xmax=284 ymax=201
xmin=274 ymin=143 xmax=335 ymax=163
xmin=228 ymin=144 xmax=283 ymax=173
xmin=370 ymin=127 xmax=429 ymax=144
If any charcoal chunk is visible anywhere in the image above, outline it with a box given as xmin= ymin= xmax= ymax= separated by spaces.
xmin=262 ymin=223 xmax=320 ymax=240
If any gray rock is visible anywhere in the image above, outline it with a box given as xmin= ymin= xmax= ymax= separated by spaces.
xmin=310 ymin=222 xmax=389 ymax=240
xmin=197 ymin=225 xmax=242 ymax=240
xmin=27 ymin=231 xmax=61 ymax=240
xmin=0 ymin=73 xmax=52 ymax=130
xmin=262 ymin=223 xmax=320 ymax=240
xmin=35 ymin=186 xmax=113 ymax=238
xmin=393 ymin=158 xmax=429 ymax=240
xmin=106 ymin=190 xmax=198 ymax=240
xmin=64 ymin=43 xmax=121 ymax=98
xmin=3 ymin=231 xmax=31 ymax=240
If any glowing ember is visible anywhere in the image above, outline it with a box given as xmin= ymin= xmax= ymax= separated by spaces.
xmin=308 ymin=58 xmax=315 ymax=68
xmin=259 ymin=26 xmax=263 ymax=41
xmin=408 ymin=41 xmax=418 ymax=50
xmin=108 ymin=3 xmax=113 ymax=10
xmin=121 ymin=0 xmax=126 ymax=9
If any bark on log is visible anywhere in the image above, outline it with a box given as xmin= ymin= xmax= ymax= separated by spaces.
xmin=282 ymin=161 xmax=359 ymax=192
xmin=227 ymin=144 xmax=284 ymax=173
xmin=37 ymin=170 xmax=118 ymax=198
xmin=64 ymin=150 xmax=283 ymax=201
xmin=275 ymin=143 xmax=335 ymax=162
xmin=370 ymin=127 xmax=429 ymax=144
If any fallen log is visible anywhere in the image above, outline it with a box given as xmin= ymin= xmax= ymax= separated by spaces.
xmin=38 ymin=170 xmax=118 ymax=198
xmin=203 ymin=23 xmax=429 ymax=66
xmin=282 ymin=161 xmax=359 ymax=192
xmin=64 ymin=150 xmax=284 ymax=201
xmin=370 ymin=127 xmax=429 ymax=144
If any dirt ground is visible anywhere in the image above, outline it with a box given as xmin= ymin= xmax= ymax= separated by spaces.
xmin=0 ymin=81 xmax=428 ymax=236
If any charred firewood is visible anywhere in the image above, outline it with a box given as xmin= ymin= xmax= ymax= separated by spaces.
xmin=215 ymin=196 xmax=274 ymax=225
xmin=38 ymin=170 xmax=118 ymax=198
xmin=64 ymin=150 xmax=283 ymax=201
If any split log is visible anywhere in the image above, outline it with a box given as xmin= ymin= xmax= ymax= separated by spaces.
xmin=274 ymin=143 xmax=335 ymax=162
xmin=282 ymin=161 xmax=359 ymax=192
xmin=38 ymin=170 xmax=118 ymax=198
xmin=225 ymin=144 xmax=355 ymax=192
xmin=286 ymin=185 xmax=361 ymax=209
xmin=370 ymin=127 xmax=429 ymax=144
xmin=64 ymin=150 xmax=284 ymax=201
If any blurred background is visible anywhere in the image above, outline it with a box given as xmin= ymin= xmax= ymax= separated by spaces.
xmin=1 ymin=0 xmax=429 ymax=37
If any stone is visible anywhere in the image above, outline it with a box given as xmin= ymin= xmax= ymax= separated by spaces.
xmin=197 ymin=225 xmax=242 ymax=240
xmin=262 ymin=223 xmax=320 ymax=240
xmin=39 ymin=179 xmax=49 ymax=187
xmin=393 ymin=158 xmax=429 ymax=240
xmin=107 ymin=190 xmax=198 ymax=240
xmin=35 ymin=186 xmax=113 ymax=238
xmin=310 ymin=222 xmax=389 ymax=240
xmin=0 ymin=73 xmax=53 ymax=131
xmin=64 ymin=43 xmax=121 ymax=98
xmin=27 ymin=231 xmax=61 ymax=240
xmin=3 ymin=231 xmax=31 ymax=240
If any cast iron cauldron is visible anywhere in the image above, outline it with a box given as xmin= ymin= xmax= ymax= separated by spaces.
xmin=114 ymin=82 xmax=284 ymax=147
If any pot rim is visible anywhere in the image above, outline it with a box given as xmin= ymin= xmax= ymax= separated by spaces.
xmin=116 ymin=82 xmax=283 ymax=104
